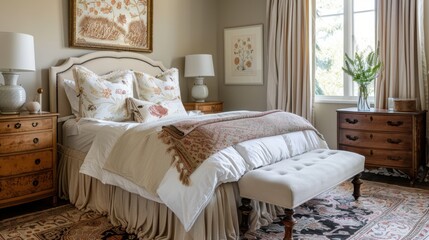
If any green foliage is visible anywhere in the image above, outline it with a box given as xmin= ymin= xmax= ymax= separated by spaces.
xmin=342 ymin=47 xmax=382 ymax=87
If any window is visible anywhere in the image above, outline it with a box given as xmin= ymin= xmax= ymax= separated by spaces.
xmin=314 ymin=0 xmax=376 ymax=100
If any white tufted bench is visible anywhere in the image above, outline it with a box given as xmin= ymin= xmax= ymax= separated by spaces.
xmin=238 ymin=149 xmax=365 ymax=240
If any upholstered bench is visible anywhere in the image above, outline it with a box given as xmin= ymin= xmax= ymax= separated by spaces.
xmin=238 ymin=149 xmax=365 ymax=240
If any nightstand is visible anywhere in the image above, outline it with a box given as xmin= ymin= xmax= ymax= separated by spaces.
xmin=183 ymin=101 xmax=223 ymax=114
xmin=0 ymin=112 xmax=58 ymax=209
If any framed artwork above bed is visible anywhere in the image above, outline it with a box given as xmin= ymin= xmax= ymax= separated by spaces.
xmin=70 ymin=0 xmax=153 ymax=52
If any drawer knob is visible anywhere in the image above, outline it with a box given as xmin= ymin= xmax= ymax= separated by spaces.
xmin=346 ymin=135 xmax=359 ymax=141
xmin=14 ymin=123 xmax=21 ymax=129
xmin=387 ymin=138 xmax=402 ymax=144
xmin=387 ymin=156 xmax=402 ymax=161
xmin=345 ymin=118 xmax=358 ymax=124
xmin=32 ymin=122 xmax=39 ymax=127
xmin=387 ymin=121 xmax=403 ymax=127
xmin=32 ymin=180 xmax=39 ymax=187
xmin=370 ymin=150 xmax=374 ymax=155
xmin=33 ymin=138 xmax=39 ymax=144
xmin=35 ymin=159 xmax=41 ymax=165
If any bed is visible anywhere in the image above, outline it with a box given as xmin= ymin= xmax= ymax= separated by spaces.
xmin=49 ymin=51 xmax=328 ymax=239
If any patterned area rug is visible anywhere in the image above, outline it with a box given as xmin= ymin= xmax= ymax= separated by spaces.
xmin=1 ymin=180 xmax=429 ymax=240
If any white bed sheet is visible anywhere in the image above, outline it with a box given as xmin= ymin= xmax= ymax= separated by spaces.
xmin=62 ymin=118 xmax=163 ymax=203
xmin=77 ymin=112 xmax=328 ymax=231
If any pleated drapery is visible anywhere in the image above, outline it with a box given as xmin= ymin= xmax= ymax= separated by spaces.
xmin=375 ymin=0 xmax=427 ymax=111
xmin=266 ymin=0 xmax=312 ymax=121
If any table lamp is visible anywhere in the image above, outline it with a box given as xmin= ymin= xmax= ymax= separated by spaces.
xmin=0 ymin=32 xmax=35 ymax=114
xmin=184 ymin=54 xmax=214 ymax=102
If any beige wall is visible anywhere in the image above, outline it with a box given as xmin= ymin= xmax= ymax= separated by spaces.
xmin=0 ymin=0 xmax=218 ymax=110
xmin=217 ymin=0 xmax=267 ymax=111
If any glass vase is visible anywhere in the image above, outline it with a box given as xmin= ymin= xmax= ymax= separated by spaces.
xmin=357 ymin=84 xmax=370 ymax=111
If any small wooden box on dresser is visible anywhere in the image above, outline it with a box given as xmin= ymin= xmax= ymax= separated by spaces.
xmin=337 ymin=108 xmax=426 ymax=186
xmin=0 ymin=112 xmax=58 ymax=209
xmin=183 ymin=101 xmax=223 ymax=114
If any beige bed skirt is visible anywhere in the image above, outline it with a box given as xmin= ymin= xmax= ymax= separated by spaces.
xmin=58 ymin=145 xmax=283 ymax=240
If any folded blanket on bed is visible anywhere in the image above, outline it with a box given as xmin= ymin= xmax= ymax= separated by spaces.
xmin=159 ymin=110 xmax=323 ymax=185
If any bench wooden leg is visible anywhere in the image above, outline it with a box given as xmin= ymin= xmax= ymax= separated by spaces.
xmin=352 ymin=173 xmax=362 ymax=200
xmin=282 ymin=208 xmax=296 ymax=240
xmin=239 ymin=198 xmax=252 ymax=236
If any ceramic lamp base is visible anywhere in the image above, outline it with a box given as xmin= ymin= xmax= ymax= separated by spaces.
xmin=0 ymin=73 xmax=26 ymax=114
xmin=191 ymin=77 xmax=208 ymax=102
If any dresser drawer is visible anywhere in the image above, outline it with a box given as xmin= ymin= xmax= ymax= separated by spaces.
xmin=338 ymin=113 xmax=412 ymax=132
xmin=339 ymin=145 xmax=412 ymax=168
xmin=0 ymin=150 xmax=53 ymax=177
xmin=0 ymin=132 xmax=53 ymax=154
xmin=0 ymin=118 xmax=53 ymax=134
xmin=0 ymin=171 xmax=53 ymax=200
xmin=197 ymin=104 xmax=222 ymax=113
xmin=338 ymin=129 xmax=411 ymax=150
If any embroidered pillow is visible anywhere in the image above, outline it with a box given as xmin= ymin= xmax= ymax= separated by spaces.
xmin=134 ymin=68 xmax=182 ymax=103
xmin=73 ymin=66 xmax=134 ymax=121
xmin=63 ymin=79 xmax=79 ymax=117
xmin=127 ymin=97 xmax=187 ymax=123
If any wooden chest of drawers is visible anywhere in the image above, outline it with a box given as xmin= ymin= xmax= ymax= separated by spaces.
xmin=337 ymin=108 xmax=426 ymax=185
xmin=183 ymin=101 xmax=223 ymax=114
xmin=0 ymin=112 xmax=58 ymax=208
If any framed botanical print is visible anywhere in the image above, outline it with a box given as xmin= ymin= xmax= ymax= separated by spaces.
xmin=224 ymin=24 xmax=263 ymax=85
xmin=70 ymin=0 xmax=153 ymax=52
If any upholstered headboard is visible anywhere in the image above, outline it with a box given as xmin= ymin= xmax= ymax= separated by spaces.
xmin=49 ymin=51 xmax=167 ymax=120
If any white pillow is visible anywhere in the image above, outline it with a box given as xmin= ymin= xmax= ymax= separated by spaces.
xmin=63 ymin=79 xmax=79 ymax=116
xmin=134 ymin=68 xmax=182 ymax=103
xmin=127 ymin=97 xmax=187 ymax=123
xmin=73 ymin=66 xmax=134 ymax=121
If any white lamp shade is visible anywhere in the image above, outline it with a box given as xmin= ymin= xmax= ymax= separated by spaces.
xmin=0 ymin=32 xmax=35 ymax=72
xmin=184 ymin=54 xmax=214 ymax=77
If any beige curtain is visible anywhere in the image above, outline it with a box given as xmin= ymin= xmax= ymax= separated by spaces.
xmin=375 ymin=0 xmax=427 ymax=111
xmin=266 ymin=0 xmax=312 ymax=121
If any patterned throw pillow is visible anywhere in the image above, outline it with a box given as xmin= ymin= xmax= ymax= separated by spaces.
xmin=134 ymin=68 xmax=182 ymax=103
xmin=126 ymin=97 xmax=187 ymax=123
xmin=73 ymin=66 xmax=134 ymax=121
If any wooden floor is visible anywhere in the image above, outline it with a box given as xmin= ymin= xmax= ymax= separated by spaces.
xmin=1 ymin=172 xmax=428 ymax=221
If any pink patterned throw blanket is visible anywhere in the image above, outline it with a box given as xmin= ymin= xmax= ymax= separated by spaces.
xmin=159 ymin=110 xmax=323 ymax=185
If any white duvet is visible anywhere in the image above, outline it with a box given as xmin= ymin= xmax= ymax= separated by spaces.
xmin=78 ymin=111 xmax=328 ymax=231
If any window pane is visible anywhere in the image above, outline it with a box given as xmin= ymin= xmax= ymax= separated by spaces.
xmin=354 ymin=0 xmax=375 ymax=12
xmin=353 ymin=11 xmax=375 ymax=52
xmin=352 ymin=11 xmax=376 ymax=96
xmin=315 ymin=15 xmax=344 ymax=96
xmin=317 ymin=0 xmax=343 ymax=16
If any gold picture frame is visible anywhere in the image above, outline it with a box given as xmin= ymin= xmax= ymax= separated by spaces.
xmin=70 ymin=0 xmax=153 ymax=52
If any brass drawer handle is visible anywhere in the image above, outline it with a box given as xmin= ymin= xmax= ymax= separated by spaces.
xmin=33 ymin=138 xmax=39 ymax=144
xmin=387 ymin=121 xmax=403 ymax=127
xmin=346 ymin=135 xmax=359 ymax=141
xmin=32 ymin=180 xmax=39 ymax=187
xmin=387 ymin=138 xmax=402 ymax=144
xmin=35 ymin=159 xmax=41 ymax=165
xmin=14 ymin=123 xmax=21 ymax=129
xmin=345 ymin=118 xmax=358 ymax=124
xmin=387 ymin=156 xmax=402 ymax=161
xmin=32 ymin=122 xmax=39 ymax=127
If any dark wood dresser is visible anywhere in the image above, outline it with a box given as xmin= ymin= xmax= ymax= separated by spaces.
xmin=0 ymin=112 xmax=58 ymax=208
xmin=337 ymin=108 xmax=426 ymax=185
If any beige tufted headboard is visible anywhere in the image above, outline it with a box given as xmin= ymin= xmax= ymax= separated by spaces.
xmin=49 ymin=51 xmax=167 ymax=121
